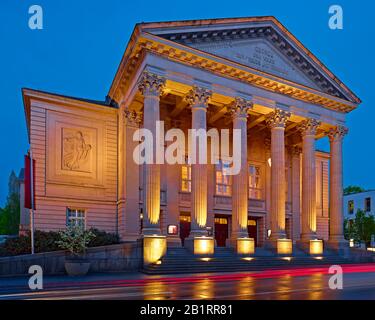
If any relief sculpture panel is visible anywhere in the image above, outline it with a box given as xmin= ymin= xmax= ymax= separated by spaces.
xmin=62 ymin=129 xmax=92 ymax=172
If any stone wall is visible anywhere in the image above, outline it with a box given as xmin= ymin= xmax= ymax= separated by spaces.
xmin=0 ymin=242 xmax=142 ymax=277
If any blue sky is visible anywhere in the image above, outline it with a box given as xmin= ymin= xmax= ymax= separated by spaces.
xmin=0 ymin=0 xmax=374 ymax=205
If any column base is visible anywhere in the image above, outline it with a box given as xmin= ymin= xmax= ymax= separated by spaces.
xmin=142 ymin=235 xmax=167 ymax=266
xmin=235 ymin=238 xmax=255 ymax=255
xmin=185 ymin=236 xmax=215 ymax=255
xmin=264 ymin=238 xmax=293 ymax=255
xmin=297 ymin=239 xmax=323 ymax=255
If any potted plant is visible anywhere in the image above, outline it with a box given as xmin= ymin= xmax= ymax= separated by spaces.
xmin=57 ymin=225 xmax=95 ymax=276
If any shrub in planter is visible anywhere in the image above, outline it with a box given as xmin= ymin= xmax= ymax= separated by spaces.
xmin=57 ymin=225 xmax=95 ymax=276
xmin=0 ymin=228 xmax=119 ymax=257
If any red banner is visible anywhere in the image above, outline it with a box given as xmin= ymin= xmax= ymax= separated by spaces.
xmin=24 ymin=155 xmax=35 ymax=209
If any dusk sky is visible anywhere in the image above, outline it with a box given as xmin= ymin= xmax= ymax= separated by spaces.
xmin=0 ymin=0 xmax=373 ymax=206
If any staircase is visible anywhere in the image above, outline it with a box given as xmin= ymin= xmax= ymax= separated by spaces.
xmin=142 ymin=246 xmax=355 ymax=275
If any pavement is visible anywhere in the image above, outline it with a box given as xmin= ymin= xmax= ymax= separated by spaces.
xmin=1 ymin=263 xmax=375 ymax=300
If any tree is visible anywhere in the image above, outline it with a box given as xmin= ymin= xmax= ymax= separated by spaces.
xmin=344 ymin=209 xmax=375 ymax=246
xmin=343 ymin=185 xmax=365 ymax=195
xmin=0 ymin=193 xmax=20 ymax=235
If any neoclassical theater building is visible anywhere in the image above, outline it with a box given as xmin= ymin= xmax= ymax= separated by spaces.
xmin=22 ymin=17 xmax=361 ymax=257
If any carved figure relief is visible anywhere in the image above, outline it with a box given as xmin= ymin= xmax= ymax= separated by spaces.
xmin=62 ymin=130 xmax=92 ymax=171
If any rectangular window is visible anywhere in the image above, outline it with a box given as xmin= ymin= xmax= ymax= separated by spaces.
xmin=348 ymin=200 xmax=354 ymax=215
xmin=66 ymin=208 xmax=86 ymax=228
xmin=215 ymin=161 xmax=232 ymax=196
xmin=181 ymin=164 xmax=192 ymax=192
xmin=249 ymin=165 xmax=262 ymax=199
xmin=365 ymin=197 xmax=371 ymax=212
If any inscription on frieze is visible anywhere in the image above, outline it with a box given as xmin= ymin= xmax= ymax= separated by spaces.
xmin=191 ymin=39 xmax=318 ymax=89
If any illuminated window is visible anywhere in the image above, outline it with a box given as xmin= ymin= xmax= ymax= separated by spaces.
xmin=348 ymin=200 xmax=354 ymax=214
xmin=180 ymin=214 xmax=191 ymax=222
xmin=181 ymin=164 xmax=191 ymax=192
xmin=247 ymin=219 xmax=257 ymax=226
xmin=214 ymin=217 xmax=228 ymax=224
xmin=215 ymin=161 xmax=232 ymax=196
xmin=66 ymin=208 xmax=86 ymax=228
xmin=249 ymin=165 xmax=262 ymax=199
xmin=365 ymin=197 xmax=371 ymax=212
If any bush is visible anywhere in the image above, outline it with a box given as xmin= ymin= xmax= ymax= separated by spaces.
xmin=0 ymin=228 xmax=120 ymax=257
xmin=88 ymin=228 xmax=120 ymax=247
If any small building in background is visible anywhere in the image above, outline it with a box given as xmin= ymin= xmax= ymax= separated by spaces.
xmin=344 ymin=190 xmax=375 ymax=221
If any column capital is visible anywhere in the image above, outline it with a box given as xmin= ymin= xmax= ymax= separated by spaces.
xmin=328 ymin=125 xmax=348 ymax=142
xmin=297 ymin=118 xmax=321 ymax=136
xmin=228 ymin=97 xmax=253 ymax=120
xmin=266 ymin=109 xmax=291 ymax=129
xmin=124 ymin=109 xmax=143 ymax=127
xmin=185 ymin=85 xmax=212 ymax=109
xmin=137 ymin=71 xmax=166 ymax=97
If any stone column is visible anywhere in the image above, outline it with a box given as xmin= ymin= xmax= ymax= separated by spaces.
xmin=229 ymin=98 xmax=252 ymax=242
xmin=138 ymin=71 xmax=165 ymax=235
xmin=328 ymin=125 xmax=348 ymax=249
xmin=291 ymin=146 xmax=301 ymax=242
xmin=185 ymin=86 xmax=212 ymax=237
xmin=266 ymin=109 xmax=291 ymax=243
xmin=298 ymin=118 xmax=321 ymax=242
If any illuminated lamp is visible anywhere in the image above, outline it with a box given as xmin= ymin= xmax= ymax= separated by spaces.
xmin=237 ymin=238 xmax=255 ymax=255
xmin=194 ymin=236 xmax=214 ymax=255
xmin=277 ymin=239 xmax=293 ymax=255
xmin=309 ymin=239 xmax=323 ymax=255
xmin=143 ymin=235 xmax=167 ymax=266
xmin=349 ymin=239 xmax=354 ymax=248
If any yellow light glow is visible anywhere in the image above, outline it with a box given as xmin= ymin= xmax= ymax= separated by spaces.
xmin=194 ymin=237 xmax=214 ymax=255
xmin=156 ymin=260 xmax=162 ymax=265
xmin=310 ymin=239 xmax=323 ymax=255
xmin=313 ymin=256 xmax=323 ymax=260
xmin=143 ymin=235 xmax=167 ymax=265
xmin=200 ymin=257 xmax=212 ymax=262
xmin=237 ymin=238 xmax=255 ymax=255
xmin=277 ymin=239 xmax=293 ymax=255
xmin=349 ymin=239 xmax=354 ymax=248
xmin=367 ymin=247 xmax=375 ymax=252
xmin=281 ymin=257 xmax=292 ymax=261
xmin=242 ymin=257 xmax=254 ymax=261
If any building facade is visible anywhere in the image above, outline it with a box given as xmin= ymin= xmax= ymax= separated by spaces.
xmin=22 ymin=17 xmax=361 ymax=253
xmin=344 ymin=191 xmax=375 ymax=221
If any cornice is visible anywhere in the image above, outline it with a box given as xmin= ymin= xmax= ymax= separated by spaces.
xmin=110 ymin=33 xmax=357 ymax=114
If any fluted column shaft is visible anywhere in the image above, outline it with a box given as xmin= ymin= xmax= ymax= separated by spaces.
xmin=186 ymin=86 xmax=212 ymax=236
xmin=329 ymin=126 xmax=348 ymax=243
xmin=299 ymin=119 xmax=320 ymax=241
xmin=138 ymin=72 xmax=165 ymax=235
xmin=266 ymin=109 xmax=291 ymax=240
xmin=230 ymin=98 xmax=252 ymax=239
xmin=291 ymin=147 xmax=301 ymax=241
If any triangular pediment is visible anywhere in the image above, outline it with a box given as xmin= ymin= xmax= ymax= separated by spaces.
xmin=188 ymin=38 xmax=320 ymax=90
xmin=141 ymin=18 xmax=359 ymax=103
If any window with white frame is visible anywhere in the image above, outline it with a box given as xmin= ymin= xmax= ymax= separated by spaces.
xmin=215 ymin=160 xmax=232 ymax=196
xmin=181 ymin=164 xmax=191 ymax=192
xmin=248 ymin=164 xmax=262 ymax=199
xmin=66 ymin=208 xmax=86 ymax=228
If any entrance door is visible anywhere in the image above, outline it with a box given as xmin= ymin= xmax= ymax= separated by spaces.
xmin=215 ymin=215 xmax=228 ymax=247
xmin=179 ymin=213 xmax=191 ymax=246
xmin=247 ymin=218 xmax=258 ymax=247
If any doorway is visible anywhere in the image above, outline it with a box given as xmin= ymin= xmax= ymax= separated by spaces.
xmin=247 ymin=217 xmax=258 ymax=247
xmin=214 ymin=215 xmax=229 ymax=247
xmin=179 ymin=213 xmax=191 ymax=246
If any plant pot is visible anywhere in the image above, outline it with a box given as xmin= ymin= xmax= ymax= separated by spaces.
xmin=64 ymin=259 xmax=91 ymax=276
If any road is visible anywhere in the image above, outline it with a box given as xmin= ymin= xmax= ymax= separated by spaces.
xmin=1 ymin=264 xmax=375 ymax=300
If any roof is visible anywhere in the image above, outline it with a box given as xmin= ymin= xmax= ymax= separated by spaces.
xmin=108 ymin=16 xmax=361 ymax=108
